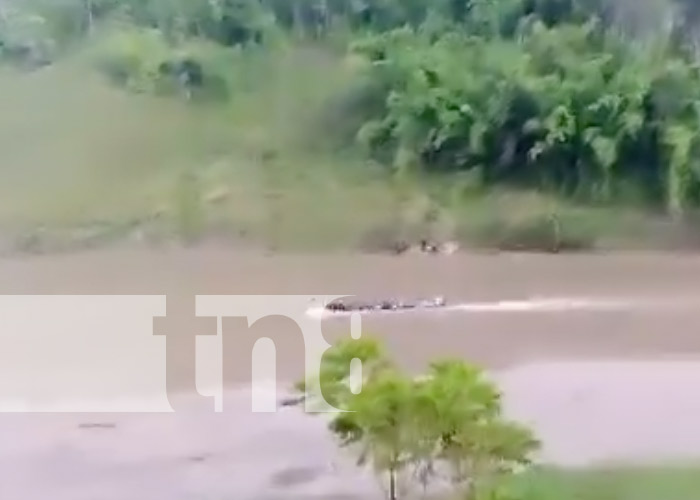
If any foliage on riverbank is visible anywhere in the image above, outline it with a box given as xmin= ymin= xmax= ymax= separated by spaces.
xmin=3 ymin=0 xmax=700 ymax=252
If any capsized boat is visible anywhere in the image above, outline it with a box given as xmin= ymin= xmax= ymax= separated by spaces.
xmin=324 ymin=296 xmax=446 ymax=313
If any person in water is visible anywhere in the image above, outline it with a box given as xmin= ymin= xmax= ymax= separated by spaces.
xmin=325 ymin=300 xmax=346 ymax=312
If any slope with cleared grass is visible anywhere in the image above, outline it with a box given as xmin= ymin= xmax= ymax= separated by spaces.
xmin=0 ymin=47 xmax=401 ymax=251
xmin=0 ymin=41 xmax=692 ymax=255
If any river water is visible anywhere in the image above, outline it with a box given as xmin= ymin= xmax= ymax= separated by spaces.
xmin=2 ymin=246 xmax=700 ymax=499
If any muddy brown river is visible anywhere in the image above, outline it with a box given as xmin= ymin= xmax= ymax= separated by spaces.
xmin=2 ymin=246 xmax=700 ymax=499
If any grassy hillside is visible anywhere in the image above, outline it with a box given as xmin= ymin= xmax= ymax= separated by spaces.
xmin=0 ymin=46 xmax=400 ymax=251
xmin=0 ymin=47 xmax=613 ymax=253
xmin=2 ymin=0 xmax=700 ymax=254
xmin=0 ymin=57 xmax=686 ymax=254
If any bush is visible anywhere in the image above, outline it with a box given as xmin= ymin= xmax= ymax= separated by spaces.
xmin=347 ymin=19 xmax=700 ymax=215
xmin=89 ymin=27 xmax=171 ymax=91
xmin=89 ymin=27 xmax=233 ymax=100
xmin=0 ymin=6 xmax=56 ymax=69
xmin=299 ymin=337 xmax=540 ymax=500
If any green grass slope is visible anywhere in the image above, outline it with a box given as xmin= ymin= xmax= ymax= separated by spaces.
xmin=0 ymin=43 xmax=690 ymax=254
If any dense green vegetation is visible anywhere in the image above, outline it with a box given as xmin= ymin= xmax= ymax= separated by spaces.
xmin=299 ymin=336 xmax=540 ymax=499
xmin=298 ymin=335 xmax=700 ymax=499
xmin=3 ymin=0 xmax=700 ymax=251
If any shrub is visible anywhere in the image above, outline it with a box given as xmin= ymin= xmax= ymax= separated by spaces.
xmin=89 ymin=27 xmax=171 ymax=92
xmin=88 ymin=27 xmax=235 ymax=100
xmin=347 ymin=19 xmax=700 ymax=215
xmin=299 ymin=337 xmax=540 ymax=500
xmin=0 ymin=6 xmax=56 ymax=69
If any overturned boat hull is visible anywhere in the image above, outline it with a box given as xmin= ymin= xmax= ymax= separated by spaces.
xmin=324 ymin=296 xmax=446 ymax=314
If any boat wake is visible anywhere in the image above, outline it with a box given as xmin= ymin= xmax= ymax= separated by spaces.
xmin=305 ymin=296 xmax=634 ymax=319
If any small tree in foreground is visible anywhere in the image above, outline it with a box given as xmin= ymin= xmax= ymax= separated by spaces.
xmin=412 ymin=360 xmax=540 ymax=499
xmin=298 ymin=336 xmax=540 ymax=500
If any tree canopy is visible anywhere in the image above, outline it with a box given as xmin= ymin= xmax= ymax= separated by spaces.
xmin=4 ymin=0 xmax=700 ymax=215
